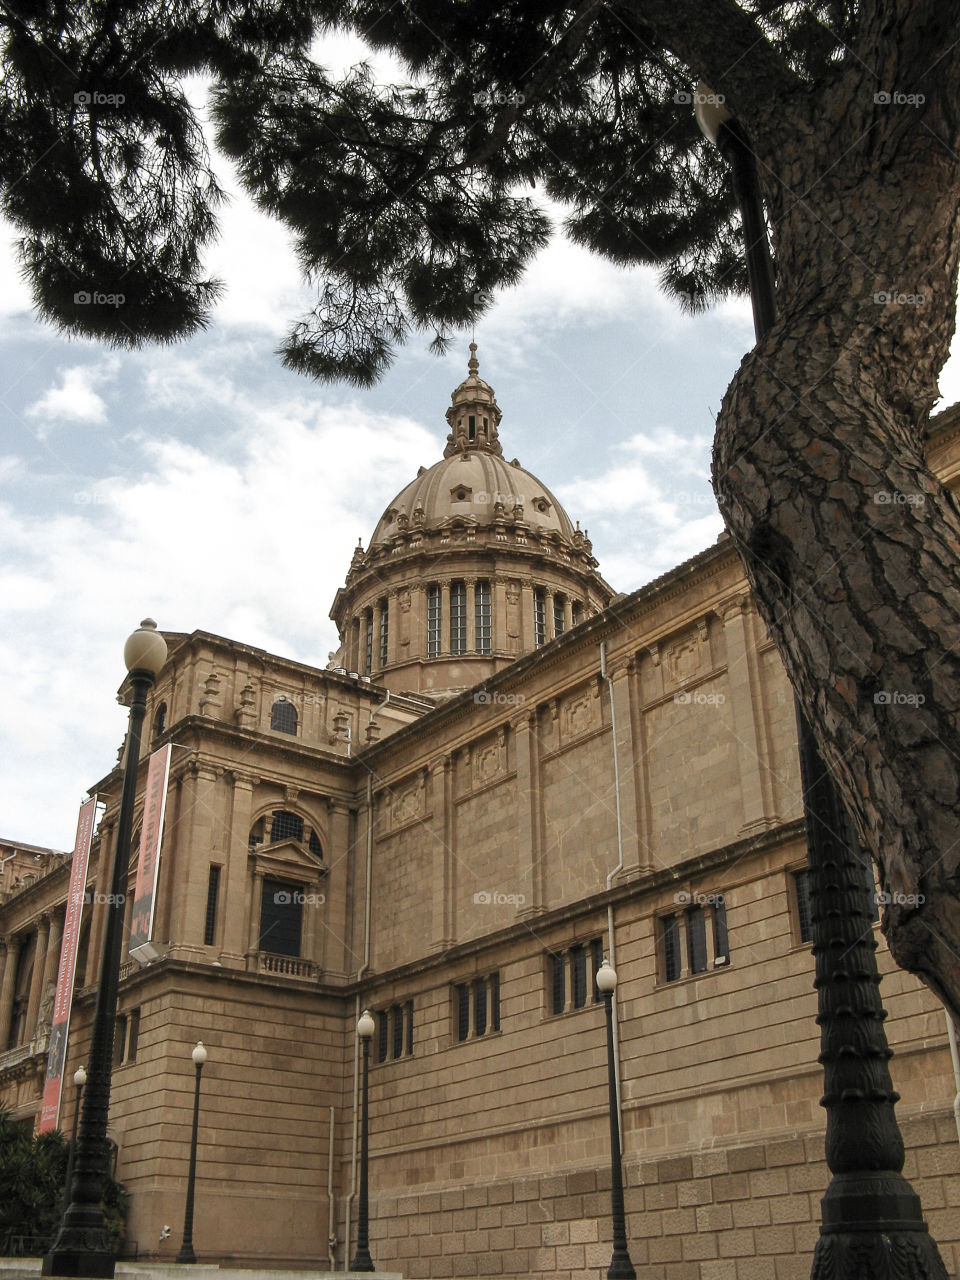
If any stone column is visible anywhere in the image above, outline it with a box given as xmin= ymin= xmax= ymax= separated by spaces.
xmin=410 ymin=583 xmax=425 ymax=662
xmin=86 ymin=821 xmax=115 ymax=985
xmin=545 ymin=590 xmax=557 ymax=640
xmin=386 ymin=590 xmax=398 ymax=667
xmin=721 ymin=595 xmax=779 ymax=834
xmin=426 ymin=757 xmax=455 ymax=952
xmin=521 ymin=582 xmax=536 ymax=648
xmin=41 ymin=910 xmax=63 ymax=999
xmin=248 ymin=869 xmax=266 ymax=958
xmin=0 ymin=935 xmax=21 ymax=1049
xmin=371 ymin=600 xmax=383 ymax=673
xmin=493 ymin=581 xmax=509 ymax=653
xmin=221 ymin=772 xmax=256 ymax=965
xmin=25 ymin=917 xmax=49 ymax=1041
xmin=607 ymin=661 xmax=644 ymax=879
xmin=324 ymin=802 xmax=352 ymax=975
xmin=176 ymin=763 xmax=222 ymax=951
xmin=514 ymin=712 xmax=545 ymax=916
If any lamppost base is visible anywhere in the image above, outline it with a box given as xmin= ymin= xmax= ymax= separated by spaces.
xmin=350 ymin=1248 xmax=375 ymax=1272
xmin=607 ymin=1247 xmax=637 ymax=1279
xmin=811 ymin=1172 xmax=949 ymax=1279
xmin=42 ymin=1246 xmax=116 ymax=1278
xmin=175 ymin=1245 xmax=197 ymax=1264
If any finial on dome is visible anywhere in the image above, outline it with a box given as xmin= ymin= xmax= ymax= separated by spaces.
xmin=468 ymin=342 xmax=479 ymax=376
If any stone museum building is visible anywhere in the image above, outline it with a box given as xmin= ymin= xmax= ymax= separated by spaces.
xmin=2 ymin=350 xmax=960 ymax=1279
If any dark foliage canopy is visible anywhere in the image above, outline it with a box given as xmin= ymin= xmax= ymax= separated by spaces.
xmin=1 ymin=0 xmax=857 ymax=380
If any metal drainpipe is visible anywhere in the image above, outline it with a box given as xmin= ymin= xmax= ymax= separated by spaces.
xmin=945 ymin=1010 xmax=960 ymax=1147
xmin=344 ymin=773 xmax=374 ymax=1268
xmin=600 ymin=640 xmax=626 ymax=1152
xmin=327 ymin=1106 xmax=337 ymax=1270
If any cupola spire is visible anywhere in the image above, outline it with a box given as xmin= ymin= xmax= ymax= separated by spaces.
xmin=443 ymin=343 xmax=503 ymax=457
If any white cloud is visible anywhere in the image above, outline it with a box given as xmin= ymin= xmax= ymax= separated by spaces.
xmin=0 ymin=370 xmax=442 ymax=847
xmin=25 ymin=358 xmax=119 ymax=430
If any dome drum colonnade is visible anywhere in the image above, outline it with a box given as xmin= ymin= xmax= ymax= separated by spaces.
xmin=330 ymin=345 xmax=615 ymax=696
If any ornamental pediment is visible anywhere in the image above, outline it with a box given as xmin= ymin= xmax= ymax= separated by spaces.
xmin=249 ymin=838 xmax=326 ymax=880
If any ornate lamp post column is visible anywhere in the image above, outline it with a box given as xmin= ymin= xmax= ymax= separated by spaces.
xmin=695 ymin=88 xmax=948 ymax=1279
xmin=44 ymin=619 xmax=167 ymax=1279
xmin=596 ymin=962 xmax=635 ymax=1280
xmin=351 ymin=1009 xmax=376 ymax=1273
xmin=176 ymin=1042 xmax=208 ymax=1264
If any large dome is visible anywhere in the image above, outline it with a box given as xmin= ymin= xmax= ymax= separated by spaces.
xmin=329 ymin=344 xmax=614 ymax=697
xmin=370 ymin=452 xmax=577 ymax=546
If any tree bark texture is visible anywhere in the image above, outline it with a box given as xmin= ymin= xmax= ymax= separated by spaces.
xmin=697 ymin=2 xmax=960 ymax=1018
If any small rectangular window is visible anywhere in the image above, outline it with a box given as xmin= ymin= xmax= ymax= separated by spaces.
xmin=571 ymin=945 xmax=587 ymax=1008
xmin=456 ymin=984 xmax=470 ymax=1042
xmin=113 ymin=1014 xmax=127 ymax=1067
xmin=553 ymin=596 xmax=564 ymax=638
xmin=489 ymin=973 xmax=500 ymax=1031
xmin=391 ymin=1004 xmax=403 ymax=1059
xmin=713 ymin=901 xmax=730 ymax=965
xmin=475 ymin=581 xmax=492 ymax=654
xmin=378 ymin=600 xmax=389 ymax=669
xmin=794 ymin=868 xmax=813 ymax=944
xmin=126 ymin=1008 xmax=140 ymax=1062
xmin=550 ymin=952 xmax=565 ymax=1014
xmin=363 ymin=609 xmax=373 ymax=675
xmin=534 ymin=589 xmax=546 ymax=647
xmin=590 ymin=938 xmax=604 ymax=1002
xmin=427 ymin=585 xmax=441 ymax=657
xmin=661 ymin=914 xmax=681 ymax=982
xmin=473 ymin=980 xmax=487 ymax=1037
xmin=377 ymin=1011 xmax=388 ymax=1064
xmin=203 ymin=865 xmax=221 ymax=946
xmin=405 ymin=1001 xmax=414 ymax=1055
xmin=687 ymin=907 xmax=708 ymax=974
xmin=571 ymin=601 xmax=582 ymax=626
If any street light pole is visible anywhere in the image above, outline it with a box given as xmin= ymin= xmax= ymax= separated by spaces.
xmin=695 ymin=87 xmax=949 ymax=1280
xmin=44 ymin=620 xmax=167 ymax=1279
xmin=596 ymin=962 xmax=636 ymax=1280
xmin=351 ymin=1010 xmax=376 ymax=1273
xmin=60 ymin=1067 xmax=86 ymax=1216
xmin=176 ymin=1042 xmax=208 ymax=1264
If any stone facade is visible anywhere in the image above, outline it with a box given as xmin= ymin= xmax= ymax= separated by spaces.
xmin=3 ymin=374 xmax=960 ymax=1278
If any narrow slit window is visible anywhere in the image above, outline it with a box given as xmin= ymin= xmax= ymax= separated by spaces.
xmin=203 ymin=865 xmax=220 ymax=946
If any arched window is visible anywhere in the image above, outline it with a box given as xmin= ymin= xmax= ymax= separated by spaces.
xmin=270 ymin=811 xmax=304 ymax=843
xmin=271 ymin=698 xmax=297 ymax=735
xmin=153 ymin=702 xmax=167 ymax=739
xmin=309 ymin=829 xmax=323 ymax=858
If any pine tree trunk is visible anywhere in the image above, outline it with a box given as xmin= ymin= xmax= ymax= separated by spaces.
xmin=711 ymin=1 xmax=960 ymax=1019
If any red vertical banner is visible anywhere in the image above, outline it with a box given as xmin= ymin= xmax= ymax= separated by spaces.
xmin=38 ymin=795 xmax=98 ymax=1134
xmin=128 ymin=744 xmax=171 ymax=959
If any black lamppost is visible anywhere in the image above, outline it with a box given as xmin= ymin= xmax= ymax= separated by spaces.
xmin=44 ymin=619 xmax=167 ymax=1278
xmin=351 ymin=1009 xmax=376 ymax=1273
xmin=176 ymin=1041 xmax=208 ymax=1264
xmin=60 ymin=1066 xmax=87 ymax=1215
xmin=596 ymin=961 xmax=636 ymax=1280
xmin=695 ymin=88 xmax=949 ymax=1279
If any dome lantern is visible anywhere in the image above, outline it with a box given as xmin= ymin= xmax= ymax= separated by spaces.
xmin=443 ymin=343 xmax=503 ymax=458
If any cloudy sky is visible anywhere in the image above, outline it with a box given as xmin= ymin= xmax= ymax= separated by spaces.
xmin=4 ymin=36 xmax=960 ymax=851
